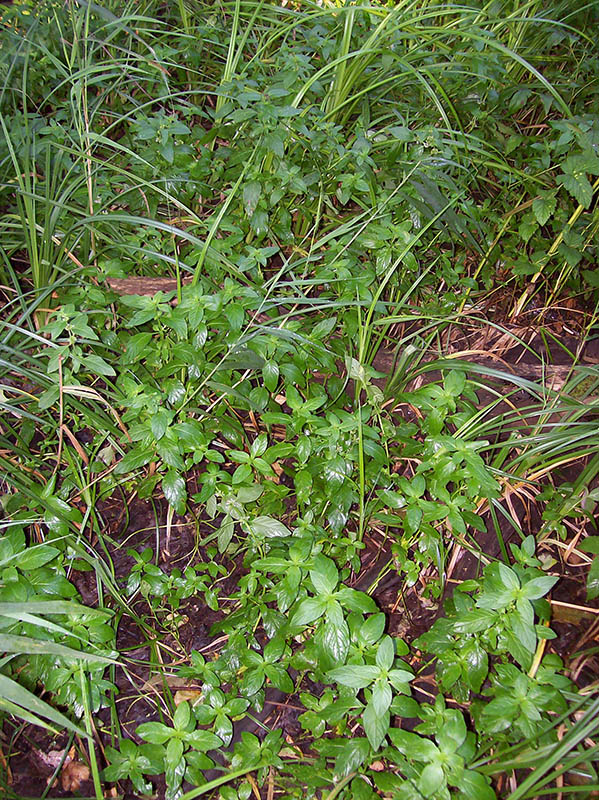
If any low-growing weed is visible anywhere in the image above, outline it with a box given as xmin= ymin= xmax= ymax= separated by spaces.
xmin=1 ymin=0 xmax=599 ymax=797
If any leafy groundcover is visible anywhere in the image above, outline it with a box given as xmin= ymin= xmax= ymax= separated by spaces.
xmin=1 ymin=0 xmax=599 ymax=798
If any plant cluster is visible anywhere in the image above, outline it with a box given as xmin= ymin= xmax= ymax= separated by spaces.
xmin=1 ymin=0 xmax=599 ymax=798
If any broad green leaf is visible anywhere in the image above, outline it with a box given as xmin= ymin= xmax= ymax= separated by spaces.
xmin=390 ymin=696 xmax=422 ymax=718
xmin=250 ymin=516 xmax=291 ymax=539
xmin=371 ymin=680 xmax=392 ymax=717
xmin=375 ymin=636 xmax=395 ymax=671
xmin=389 ymin=729 xmax=439 ymax=762
xmin=295 ymin=468 xmax=312 ymax=503
xmin=165 ymin=735 xmax=184 ymax=773
xmin=558 ymin=170 xmax=593 ymax=207
xmin=236 ymin=485 xmax=264 ymax=504
xmin=327 ymin=665 xmax=379 ymax=689
xmin=363 ymin=701 xmax=389 ymax=750
xmin=497 ymin=562 xmax=520 ymax=591
xmin=587 ymin=556 xmax=599 ymax=601
xmin=360 ymin=613 xmax=386 ymax=645
xmin=162 ymin=471 xmax=187 ymax=514
xmin=250 ymin=433 xmax=268 ymax=458
xmin=451 ymin=609 xmax=497 ymax=634
xmin=459 ymin=769 xmax=497 ymax=800
xmin=335 ymin=587 xmax=378 ymax=614
xmin=264 ymin=664 xmax=294 ymax=693
xmin=173 ymin=700 xmax=190 ymax=730
xmin=437 ymin=710 xmax=467 ymax=751
xmin=520 ymin=575 xmax=558 ymax=600
xmin=388 ymin=669 xmax=414 ymax=691
xmin=322 ymin=620 xmax=349 ymax=664
xmin=243 ymin=181 xmax=261 ymax=217
xmin=185 ymin=730 xmax=222 ymax=751
xmin=15 ymin=546 xmax=60 ymax=570
xmin=310 ymin=555 xmax=339 ymax=595
xmin=137 ymin=721 xmax=173 ymax=744
xmin=151 ymin=409 xmax=171 ymax=441
xmin=463 ymin=453 xmax=500 ymax=497
xmin=291 ymin=596 xmax=327 ymax=627
xmin=218 ymin=519 xmax=235 ymax=553
xmin=262 ymin=361 xmax=279 ymax=392
xmin=532 ymin=191 xmax=557 ymax=225
xmin=311 ymin=316 xmax=337 ymax=339
xmin=323 ymin=456 xmax=349 ymax=486
xmin=579 ymin=537 xmax=599 ymax=555
xmin=83 ymin=353 xmax=115 ymax=376
xmin=462 ymin=641 xmax=488 ymax=693
xmin=333 ymin=737 xmax=370 ymax=780
xmin=418 ymin=763 xmax=445 ymax=796
xmin=114 ymin=447 xmax=155 ymax=474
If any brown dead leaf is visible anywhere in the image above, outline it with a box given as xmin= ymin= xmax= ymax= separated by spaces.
xmin=61 ymin=760 xmax=90 ymax=791
xmin=174 ymin=689 xmax=203 ymax=705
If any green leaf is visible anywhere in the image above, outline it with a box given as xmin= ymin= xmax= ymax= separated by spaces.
xmin=250 ymin=433 xmax=268 ymax=458
xmin=263 ymin=361 xmax=279 ymax=392
xmin=264 ymin=664 xmax=294 ymax=693
xmin=83 ymin=353 xmax=116 ymax=376
xmin=388 ymin=669 xmax=414 ymax=691
xmin=218 ymin=519 xmax=235 ymax=553
xmin=0 ymin=634 xmax=114 ymax=663
xmin=333 ymin=738 xmax=370 ymax=780
xmin=363 ymin=701 xmax=389 ymax=750
xmin=310 ymin=555 xmax=339 ymax=595
xmin=249 ymin=516 xmax=291 ymax=539
xmin=327 ymin=665 xmax=379 ymax=689
xmin=557 ymin=170 xmax=593 ymax=207
xmin=437 ymin=711 xmax=467 ymax=750
xmin=323 ymin=456 xmax=349 ymax=486
xmin=291 ymin=596 xmax=327 ymax=627
xmin=335 ymin=587 xmax=378 ymax=614
xmin=17 ymin=546 xmax=60 ymax=570
xmin=360 ymin=613 xmax=386 ymax=645
xmin=161 ymin=140 xmax=174 ymax=163
xmin=579 ymin=537 xmax=599 ymax=555
xmin=322 ymin=620 xmax=349 ymax=664
xmin=137 ymin=721 xmax=172 ymax=744
xmin=162 ymin=471 xmax=187 ymax=515
xmin=418 ymin=763 xmax=445 ymax=796
xmin=459 ymin=770 xmax=497 ymax=800
xmin=295 ymin=468 xmax=312 ymax=503
xmin=165 ymin=736 xmax=184 ymax=776
xmin=520 ymin=575 xmax=558 ymax=600
xmin=389 ymin=729 xmax=439 ymax=762
xmin=587 ymin=556 xmax=599 ymax=601
xmin=451 ymin=609 xmax=497 ymax=634
xmin=243 ymin=181 xmax=261 ymax=217
xmin=114 ymin=447 xmax=155 ymax=474
xmin=462 ymin=640 xmax=488 ymax=693
xmin=375 ymin=636 xmax=395 ymax=670
xmin=532 ymin=191 xmax=557 ymax=225
xmin=371 ymin=680 xmax=392 ymax=717
xmin=185 ymin=730 xmax=222 ymax=751
xmin=497 ymin=562 xmax=520 ymax=590
xmin=173 ymin=700 xmax=190 ymax=730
